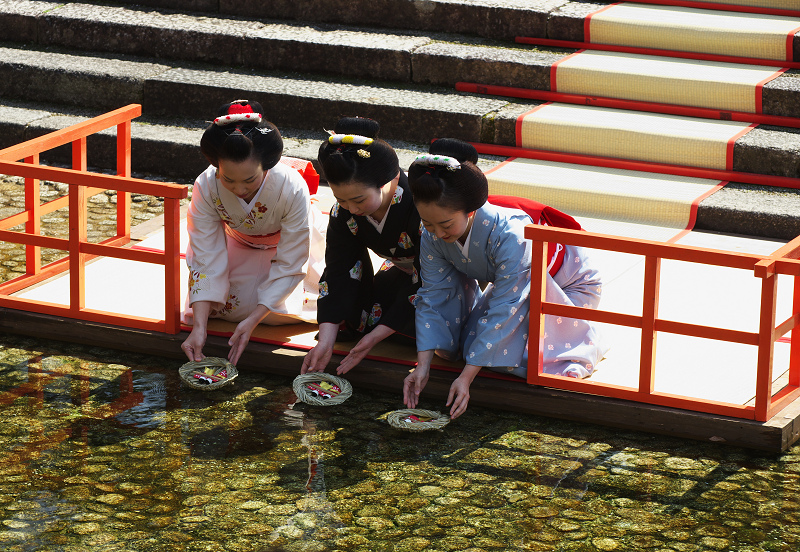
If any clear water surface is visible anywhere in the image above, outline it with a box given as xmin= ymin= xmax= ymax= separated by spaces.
xmin=0 ymin=334 xmax=798 ymax=552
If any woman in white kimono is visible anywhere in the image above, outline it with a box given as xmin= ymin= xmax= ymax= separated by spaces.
xmin=181 ymin=100 xmax=325 ymax=365
xmin=403 ymin=139 xmax=607 ymax=419
xmin=301 ymin=117 xmax=421 ymax=375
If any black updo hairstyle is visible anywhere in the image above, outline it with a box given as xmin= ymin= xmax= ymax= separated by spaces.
xmin=408 ymin=138 xmax=488 ymax=214
xmin=317 ymin=117 xmax=400 ymax=188
xmin=200 ymin=100 xmax=283 ymax=170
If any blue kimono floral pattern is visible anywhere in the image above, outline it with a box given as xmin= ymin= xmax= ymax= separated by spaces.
xmin=415 ymin=202 xmax=607 ymax=378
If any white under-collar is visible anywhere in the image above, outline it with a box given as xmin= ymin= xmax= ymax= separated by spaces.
xmin=455 ymin=216 xmax=475 ymax=258
xmin=366 ymin=210 xmax=389 ymax=233
xmin=365 ymin=183 xmax=402 ymax=233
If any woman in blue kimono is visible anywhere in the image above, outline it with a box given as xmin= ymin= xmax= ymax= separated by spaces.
xmin=301 ymin=117 xmax=421 ymax=375
xmin=403 ymin=139 xmax=607 ymax=419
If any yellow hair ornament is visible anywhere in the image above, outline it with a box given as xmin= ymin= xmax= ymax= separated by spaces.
xmin=329 ymin=134 xmax=374 ymax=146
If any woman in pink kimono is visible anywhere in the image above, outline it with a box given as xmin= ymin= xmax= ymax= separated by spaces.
xmin=181 ymin=100 xmax=325 ymax=364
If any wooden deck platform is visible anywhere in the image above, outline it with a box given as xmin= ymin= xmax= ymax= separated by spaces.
xmin=4 ymin=198 xmax=800 ymax=452
xmin=3 ymin=307 xmax=799 ymax=452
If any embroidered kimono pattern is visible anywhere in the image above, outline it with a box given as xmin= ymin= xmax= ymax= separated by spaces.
xmin=184 ymin=162 xmax=326 ymax=324
xmin=317 ymin=173 xmax=421 ymax=338
xmin=415 ymin=202 xmax=607 ymax=378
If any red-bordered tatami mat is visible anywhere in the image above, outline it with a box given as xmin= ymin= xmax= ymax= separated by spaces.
xmin=515 ymin=103 xmax=755 ymax=170
xmin=552 ymin=50 xmax=786 ymax=113
xmin=586 ymin=3 xmax=800 ymax=61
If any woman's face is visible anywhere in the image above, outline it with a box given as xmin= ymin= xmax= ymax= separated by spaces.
xmin=217 ymin=156 xmax=267 ymax=203
xmin=330 ymin=181 xmax=383 ymax=217
xmin=416 ymin=201 xmax=474 ymax=244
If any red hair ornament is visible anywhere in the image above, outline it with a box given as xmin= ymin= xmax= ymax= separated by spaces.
xmin=214 ymin=101 xmax=263 ymax=126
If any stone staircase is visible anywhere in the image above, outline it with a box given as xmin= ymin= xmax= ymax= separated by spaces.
xmin=2 ymin=0 xmax=800 ymax=238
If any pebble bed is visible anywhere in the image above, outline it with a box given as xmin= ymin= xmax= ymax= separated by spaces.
xmin=1 ymin=175 xmax=800 ymax=551
xmin=0 ymin=336 xmax=799 ymax=552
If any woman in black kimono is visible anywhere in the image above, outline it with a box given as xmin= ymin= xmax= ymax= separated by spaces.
xmin=301 ymin=117 xmax=421 ymax=375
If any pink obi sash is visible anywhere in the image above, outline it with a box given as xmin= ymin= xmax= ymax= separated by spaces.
xmin=225 ymin=226 xmax=281 ymax=250
xmin=487 ymin=195 xmax=582 ymax=278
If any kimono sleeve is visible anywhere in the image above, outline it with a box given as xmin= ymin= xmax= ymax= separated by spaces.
xmin=317 ymin=205 xmax=372 ymax=325
xmin=256 ymin=181 xmax=311 ymax=314
xmin=464 ymin=219 xmax=532 ymax=367
xmin=551 ymin=245 xmax=603 ymax=310
xmin=369 ymin=208 xmax=422 ymax=334
xmin=373 ymin=267 xmax=419 ymax=334
xmin=415 ymin=232 xmax=472 ymax=355
xmin=185 ymin=172 xmax=230 ymax=305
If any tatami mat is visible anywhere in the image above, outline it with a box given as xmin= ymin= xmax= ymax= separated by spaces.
xmin=553 ymin=51 xmax=785 ymax=113
xmin=680 ymin=0 xmax=800 ymax=10
xmin=485 ymin=157 xmax=723 ymax=229
xmin=588 ymin=4 xmax=800 ymax=60
xmin=517 ymin=103 xmax=754 ymax=169
xmin=683 ymin=0 xmax=799 ymax=8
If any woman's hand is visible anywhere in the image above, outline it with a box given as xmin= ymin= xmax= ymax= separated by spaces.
xmin=301 ymin=345 xmax=334 ymax=374
xmin=181 ymin=326 xmax=207 ymax=362
xmin=336 ymin=325 xmax=394 ymax=375
xmin=228 ymin=305 xmax=270 ymax=365
xmin=301 ymin=322 xmax=339 ymax=374
xmin=446 ymin=364 xmax=481 ymax=419
xmin=227 ymin=319 xmax=256 ymax=366
xmin=403 ymin=351 xmax=433 ymax=409
xmin=181 ymin=300 xmax=211 ymax=361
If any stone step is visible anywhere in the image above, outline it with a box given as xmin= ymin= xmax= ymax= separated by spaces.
xmin=78 ymin=0 xmax=800 ymax=48
xmin=2 ymin=1 xmax=800 ymax=241
xmin=0 ymin=44 xmax=517 ymax=144
xmin=0 ymin=98 xmax=507 ymax=182
xmin=3 ymin=0 xmax=562 ymax=86
xmin=111 ymin=0 xmax=568 ymax=41
xmin=4 ymin=1 xmax=799 ymax=120
xmin=0 ymin=43 xmax=798 ymax=178
xmin=2 ymin=99 xmax=799 ymax=241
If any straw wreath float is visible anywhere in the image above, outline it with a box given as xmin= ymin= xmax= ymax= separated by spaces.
xmin=179 ymin=357 xmax=238 ymax=390
xmin=387 ymin=409 xmax=451 ymax=431
xmin=292 ymin=373 xmax=353 ymax=406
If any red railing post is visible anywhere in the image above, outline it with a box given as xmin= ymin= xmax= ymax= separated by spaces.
xmin=69 ymin=138 xmax=88 ymax=313
xmin=527 ymin=239 xmax=547 ymax=385
xmin=24 ymin=154 xmax=40 ymax=275
xmin=163 ymin=197 xmax=181 ymax=334
xmin=116 ymin=120 xmax=131 ymax=239
xmin=639 ymin=255 xmax=660 ymax=395
xmin=791 ymin=275 xmax=800 ymax=388
xmin=755 ymin=267 xmax=778 ymax=422
xmin=0 ymin=106 xmax=188 ymax=334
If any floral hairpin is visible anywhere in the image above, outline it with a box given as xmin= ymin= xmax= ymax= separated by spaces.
xmin=413 ymin=153 xmax=461 ymax=171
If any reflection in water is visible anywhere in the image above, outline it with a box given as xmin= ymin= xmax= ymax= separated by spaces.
xmin=113 ymin=371 xmax=169 ymax=429
xmin=268 ymin=405 xmax=346 ymax=544
xmin=0 ymin=334 xmax=799 ymax=551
